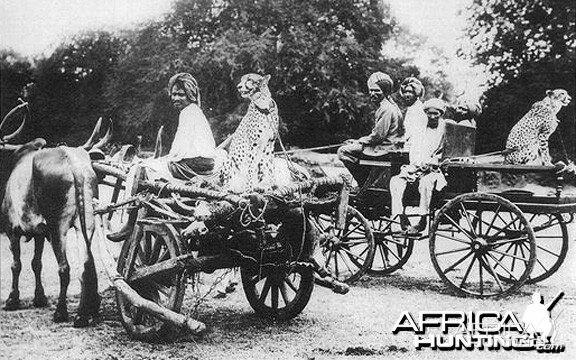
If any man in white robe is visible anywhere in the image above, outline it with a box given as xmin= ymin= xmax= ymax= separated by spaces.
xmin=108 ymin=73 xmax=217 ymax=240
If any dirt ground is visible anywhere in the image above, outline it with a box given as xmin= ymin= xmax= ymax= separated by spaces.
xmin=1 ymin=157 xmax=575 ymax=360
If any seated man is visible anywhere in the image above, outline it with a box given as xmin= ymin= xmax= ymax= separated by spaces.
xmin=452 ymin=98 xmax=482 ymax=128
xmin=337 ymin=72 xmax=403 ymax=187
xmin=108 ymin=72 xmax=217 ymax=240
xmin=165 ymin=73 xmax=217 ymax=179
xmin=389 ymin=98 xmax=448 ymax=234
xmin=398 ymin=77 xmax=427 ymax=151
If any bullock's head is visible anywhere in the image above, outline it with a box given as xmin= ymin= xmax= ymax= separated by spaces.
xmin=0 ymin=101 xmax=46 ymax=200
xmin=81 ymin=117 xmax=113 ymax=160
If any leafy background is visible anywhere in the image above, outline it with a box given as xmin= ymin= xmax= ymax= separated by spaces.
xmin=1 ymin=0 xmax=574 ymax=161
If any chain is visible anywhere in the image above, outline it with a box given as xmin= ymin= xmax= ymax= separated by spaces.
xmin=188 ymin=268 xmax=234 ymax=316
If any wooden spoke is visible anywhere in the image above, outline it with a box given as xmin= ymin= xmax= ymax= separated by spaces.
xmin=115 ymin=221 xmax=185 ymax=341
xmin=481 ymin=256 xmax=505 ymax=292
xmin=460 ymin=203 xmax=477 ymax=237
xmin=435 ymin=231 xmax=472 ymax=245
xmin=429 ymin=193 xmax=535 ymax=297
xmin=259 ymin=277 xmax=272 ymax=303
xmin=435 ymin=247 xmax=470 ymax=256
xmin=443 ymin=251 xmax=474 ymax=274
xmin=271 ymin=284 xmax=279 ymax=311
xmin=489 ymin=248 xmax=530 ymax=263
xmin=340 ymin=247 xmax=366 ymax=262
xmin=284 ymin=276 xmax=298 ymax=293
xmin=442 ymin=213 xmax=475 ymax=241
xmin=459 ymin=254 xmax=477 ymax=288
xmin=485 ymin=252 xmax=519 ymax=281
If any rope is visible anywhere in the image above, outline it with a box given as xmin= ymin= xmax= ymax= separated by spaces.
xmin=274 ymin=143 xmax=343 ymax=155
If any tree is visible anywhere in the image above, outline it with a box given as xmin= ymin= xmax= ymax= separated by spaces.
xmin=0 ymin=50 xmax=32 ymax=121
xmin=29 ymin=31 xmax=127 ymax=144
xmin=462 ymin=0 xmax=575 ymax=159
xmin=106 ymin=0 xmax=453 ymax=148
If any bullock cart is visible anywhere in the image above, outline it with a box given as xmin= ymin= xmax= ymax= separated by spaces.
xmin=317 ymin=122 xmax=576 ymax=297
xmin=91 ymin=161 xmax=371 ymax=340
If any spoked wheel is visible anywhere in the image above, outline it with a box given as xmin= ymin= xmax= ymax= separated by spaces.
xmin=429 ymin=193 xmax=536 ymax=297
xmin=310 ymin=206 xmax=375 ymax=283
xmin=116 ymin=220 xmax=186 ymax=341
xmin=368 ymin=215 xmax=414 ymax=275
xmin=518 ymin=213 xmax=568 ymax=284
xmin=241 ymin=263 xmax=314 ymax=320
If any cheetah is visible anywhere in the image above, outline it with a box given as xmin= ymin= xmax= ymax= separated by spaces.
xmin=505 ymin=89 xmax=572 ymax=165
xmin=219 ymin=74 xmax=279 ymax=192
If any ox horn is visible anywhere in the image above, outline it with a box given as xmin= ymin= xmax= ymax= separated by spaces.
xmin=0 ymin=101 xmax=28 ymax=142
xmin=81 ymin=117 xmax=103 ymax=150
xmin=153 ymin=126 xmax=164 ymax=159
xmin=92 ymin=118 xmax=113 ymax=150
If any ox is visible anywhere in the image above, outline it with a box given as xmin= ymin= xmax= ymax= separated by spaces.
xmin=1 ymin=103 xmax=106 ymax=327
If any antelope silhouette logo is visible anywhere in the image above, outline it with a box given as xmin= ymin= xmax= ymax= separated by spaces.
xmin=521 ymin=291 xmax=564 ymax=342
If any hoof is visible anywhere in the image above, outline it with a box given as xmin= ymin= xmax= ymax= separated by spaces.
xmin=73 ymin=314 xmax=100 ymax=328
xmin=53 ymin=310 xmax=69 ymax=323
xmin=73 ymin=315 xmax=90 ymax=328
xmin=3 ymin=297 xmax=21 ymax=311
xmin=33 ymin=294 xmax=49 ymax=308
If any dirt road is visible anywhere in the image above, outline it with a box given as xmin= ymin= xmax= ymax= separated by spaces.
xmin=2 ymin=156 xmax=575 ymax=359
xmin=1 ymin=220 xmax=574 ymax=360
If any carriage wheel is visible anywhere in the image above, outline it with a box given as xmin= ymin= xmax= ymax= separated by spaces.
xmin=368 ymin=216 xmax=414 ymax=275
xmin=116 ymin=221 xmax=186 ymax=341
xmin=501 ymin=213 xmax=568 ymax=284
xmin=310 ymin=206 xmax=375 ymax=283
xmin=241 ymin=263 xmax=314 ymax=320
xmin=429 ymin=193 xmax=536 ymax=297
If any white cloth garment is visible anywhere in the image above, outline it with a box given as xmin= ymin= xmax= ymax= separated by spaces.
xmin=169 ymin=103 xmax=216 ymax=161
xmin=409 ymin=119 xmax=446 ymax=166
xmin=404 ymin=99 xmax=428 ymax=152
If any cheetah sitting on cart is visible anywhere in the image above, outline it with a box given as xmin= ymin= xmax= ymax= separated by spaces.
xmin=505 ymin=89 xmax=572 ymax=165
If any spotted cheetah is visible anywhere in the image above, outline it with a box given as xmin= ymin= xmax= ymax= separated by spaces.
xmin=505 ymin=89 xmax=572 ymax=165
xmin=219 ymin=74 xmax=279 ymax=192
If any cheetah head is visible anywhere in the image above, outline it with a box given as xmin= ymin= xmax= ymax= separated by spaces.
xmin=545 ymin=89 xmax=572 ymax=109
xmin=237 ymin=74 xmax=271 ymax=102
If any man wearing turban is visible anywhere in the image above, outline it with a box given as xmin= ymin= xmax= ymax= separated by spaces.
xmin=108 ymin=73 xmax=217 ymax=241
xmin=453 ymin=98 xmax=482 ymax=128
xmin=389 ymin=98 xmax=448 ymax=234
xmin=399 ymin=77 xmax=428 ymax=151
xmin=166 ymin=73 xmax=216 ymax=178
xmin=337 ymin=72 xmax=403 ymax=186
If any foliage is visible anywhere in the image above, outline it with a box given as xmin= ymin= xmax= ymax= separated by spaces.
xmin=105 ymin=0 xmax=453 ymax=147
xmin=2 ymin=0 xmax=454 ymax=149
xmin=462 ymin=0 xmax=575 ymax=85
xmin=0 ymin=50 xmax=32 ymax=125
xmin=462 ymin=0 xmax=575 ymax=159
xmin=29 ymin=31 xmax=128 ymax=145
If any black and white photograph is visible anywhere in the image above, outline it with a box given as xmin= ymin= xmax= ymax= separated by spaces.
xmin=1 ymin=0 xmax=575 ymax=359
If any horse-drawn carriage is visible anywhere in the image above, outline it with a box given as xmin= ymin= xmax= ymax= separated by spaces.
xmin=312 ymin=121 xmax=575 ymax=297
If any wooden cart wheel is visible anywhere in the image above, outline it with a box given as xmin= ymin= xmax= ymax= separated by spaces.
xmin=115 ymin=220 xmax=186 ymax=341
xmin=241 ymin=263 xmax=314 ymax=320
xmin=429 ymin=193 xmax=536 ymax=297
xmin=501 ymin=213 xmax=568 ymax=284
xmin=368 ymin=215 xmax=414 ymax=275
xmin=310 ymin=206 xmax=375 ymax=283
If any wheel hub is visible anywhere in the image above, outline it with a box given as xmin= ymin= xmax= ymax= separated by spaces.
xmin=471 ymin=238 xmax=488 ymax=253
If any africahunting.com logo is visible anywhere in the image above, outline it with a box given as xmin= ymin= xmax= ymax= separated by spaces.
xmin=392 ymin=291 xmax=566 ymax=353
